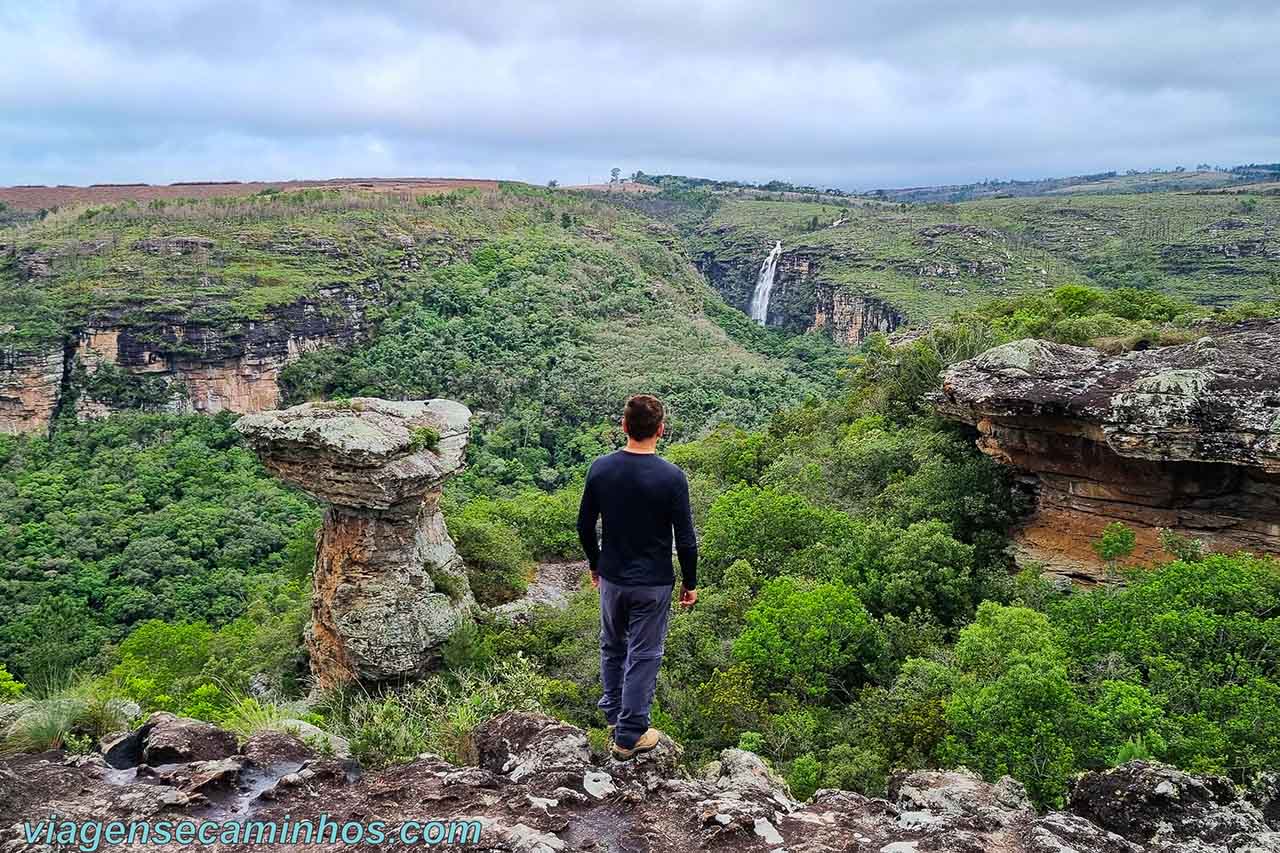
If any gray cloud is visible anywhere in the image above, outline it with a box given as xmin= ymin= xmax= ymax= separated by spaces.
xmin=2 ymin=1 xmax=1277 ymax=188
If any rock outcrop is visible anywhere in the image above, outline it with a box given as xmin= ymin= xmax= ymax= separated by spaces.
xmin=4 ymin=711 xmax=1278 ymax=852
xmin=934 ymin=321 xmax=1280 ymax=580
xmin=0 ymin=279 xmax=380 ymax=435
xmin=235 ymin=398 xmax=474 ymax=687
xmin=809 ymin=287 xmax=905 ymax=345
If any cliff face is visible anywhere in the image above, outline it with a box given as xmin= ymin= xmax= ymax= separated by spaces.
xmin=695 ymin=245 xmax=904 ymax=344
xmin=0 ymin=281 xmax=378 ymax=435
xmin=234 ymin=397 xmax=473 ymax=688
xmin=4 ymin=710 xmax=1278 ymax=852
xmin=0 ymin=347 xmax=64 ymax=434
xmin=935 ymin=322 xmax=1280 ymax=580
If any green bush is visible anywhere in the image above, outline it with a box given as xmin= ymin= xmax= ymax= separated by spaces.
xmin=1093 ymin=521 xmax=1137 ymax=566
xmin=324 ymin=654 xmax=551 ymax=767
xmin=701 ymin=486 xmax=856 ymax=584
xmin=941 ymin=603 xmax=1085 ymax=808
xmin=409 ymin=426 xmax=441 ymax=453
xmin=1052 ymin=554 xmax=1280 ymax=780
xmin=786 ymin=753 xmax=822 ymax=800
xmin=0 ymin=665 xmax=24 ymax=700
xmin=733 ymin=577 xmax=886 ymax=701
xmin=1 ymin=680 xmax=134 ymax=755
xmin=448 ymin=510 xmax=531 ymax=607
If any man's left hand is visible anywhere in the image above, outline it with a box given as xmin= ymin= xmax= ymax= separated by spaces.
xmin=679 ymin=585 xmax=697 ymax=608
xmin=590 ymin=572 xmax=600 ymax=590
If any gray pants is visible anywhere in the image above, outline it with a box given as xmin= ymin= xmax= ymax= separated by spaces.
xmin=597 ymin=577 xmax=673 ymax=749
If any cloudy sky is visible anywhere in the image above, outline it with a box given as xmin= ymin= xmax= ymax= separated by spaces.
xmin=3 ymin=1 xmax=1278 ymax=190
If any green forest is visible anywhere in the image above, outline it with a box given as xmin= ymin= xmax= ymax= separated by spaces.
xmin=1 ymin=184 xmax=1279 ymax=810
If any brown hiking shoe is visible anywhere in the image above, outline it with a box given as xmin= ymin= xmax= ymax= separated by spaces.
xmin=610 ymin=727 xmax=661 ymax=760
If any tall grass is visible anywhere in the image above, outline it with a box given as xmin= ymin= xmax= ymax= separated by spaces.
xmin=0 ymin=679 xmax=136 ymax=756
xmin=317 ymin=654 xmax=550 ymax=767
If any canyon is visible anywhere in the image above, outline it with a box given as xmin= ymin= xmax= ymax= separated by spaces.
xmin=935 ymin=319 xmax=1280 ymax=581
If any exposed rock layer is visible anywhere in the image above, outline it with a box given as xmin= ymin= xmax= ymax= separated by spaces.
xmin=235 ymin=398 xmax=473 ymax=687
xmin=3 ymin=711 xmax=1277 ymax=852
xmin=696 ymin=245 xmax=904 ymax=343
xmin=934 ymin=321 xmax=1280 ymax=579
xmin=0 ymin=281 xmax=378 ymax=435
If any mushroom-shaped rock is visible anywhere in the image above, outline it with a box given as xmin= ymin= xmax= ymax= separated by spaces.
xmin=235 ymin=398 xmax=474 ymax=687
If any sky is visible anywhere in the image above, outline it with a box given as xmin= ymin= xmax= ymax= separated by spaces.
xmin=2 ymin=1 xmax=1278 ymax=190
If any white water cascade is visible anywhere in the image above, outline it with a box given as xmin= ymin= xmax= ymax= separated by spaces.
xmin=749 ymin=241 xmax=783 ymax=325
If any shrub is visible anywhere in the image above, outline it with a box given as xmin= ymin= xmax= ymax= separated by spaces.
xmin=701 ymin=486 xmax=856 ymax=584
xmin=942 ymin=603 xmax=1085 ymax=808
xmin=732 ymin=577 xmax=886 ymax=701
xmin=448 ymin=512 xmax=531 ymax=607
xmin=1051 ymin=554 xmax=1280 ymax=781
xmin=1 ymin=680 xmax=133 ymax=755
xmin=0 ymin=665 xmax=24 ymax=700
xmin=409 ymin=426 xmax=441 ymax=454
xmin=2 ymin=700 xmax=81 ymax=754
xmin=219 ymin=696 xmax=292 ymax=740
xmin=1093 ymin=522 xmax=1137 ymax=567
xmin=787 ymin=753 xmax=822 ymax=800
xmin=324 ymin=654 xmax=550 ymax=767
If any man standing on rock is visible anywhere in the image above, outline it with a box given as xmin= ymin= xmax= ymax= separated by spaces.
xmin=577 ymin=394 xmax=698 ymax=760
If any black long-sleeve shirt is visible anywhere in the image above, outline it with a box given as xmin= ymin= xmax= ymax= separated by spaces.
xmin=577 ymin=449 xmax=697 ymax=589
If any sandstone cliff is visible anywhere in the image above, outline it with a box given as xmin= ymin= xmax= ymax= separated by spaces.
xmin=935 ymin=321 xmax=1280 ymax=580
xmin=0 ymin=281 xmax=378 ymax=435
xmin=235 ymin=398 xmax=473 ymax=688
xmin=695 ymin=244 xmax=904 ymax=343
xmin=3 ymin=710 xmax=1278 ymax=852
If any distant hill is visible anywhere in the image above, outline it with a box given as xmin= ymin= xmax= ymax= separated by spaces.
xmin=863 ymin=164 xmax=1280 ymax=204
xmin=629 ymin=163 xmax=1280 ymax=203
xmin=0 ymin=177 xmax=500 ymax=212
xmin=675 ymin=184 xmax=1280 ymax=335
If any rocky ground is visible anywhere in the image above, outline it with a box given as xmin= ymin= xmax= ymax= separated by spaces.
xmin=492 ymin=561 xmax=590 ymax=623
xmin=2 ymin=710 xmax=1278 ymax=852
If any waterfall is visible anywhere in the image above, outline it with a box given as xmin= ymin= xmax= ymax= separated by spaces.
xmin=749 ymin=241 xmax=783 ymax=325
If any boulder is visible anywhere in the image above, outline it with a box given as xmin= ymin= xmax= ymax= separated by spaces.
xmin=235 ymin=398 xmax=474 ymax=687
xmin=1250 ymin=772 xmax=1280 ymax=831
xmin=933 ymin=321 xmax=1280 ymax=580
xmin=0 ymin=702 xmax=24 ymax=739
xmin=140 ymin=712 xmax=239 ymax=765
xmin=465 ymin=711 xmax=592 ymax=782
xmin=1070 ymin=761 xmax=1277 ymax=848
xmin=275 ymin=719 xmax=350 ymax=758
xmin=239 ymin=730 xmax=316 ymax=768
xmin=705 ymin=748 xmax=793 ymax=800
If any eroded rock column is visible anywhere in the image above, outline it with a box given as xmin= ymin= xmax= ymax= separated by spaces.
xmin=236 ymin=397 xmax=473 ymax=688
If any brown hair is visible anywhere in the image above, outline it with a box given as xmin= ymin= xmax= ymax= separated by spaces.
xmin=622 ymin=394 xmax=664 ymax=440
